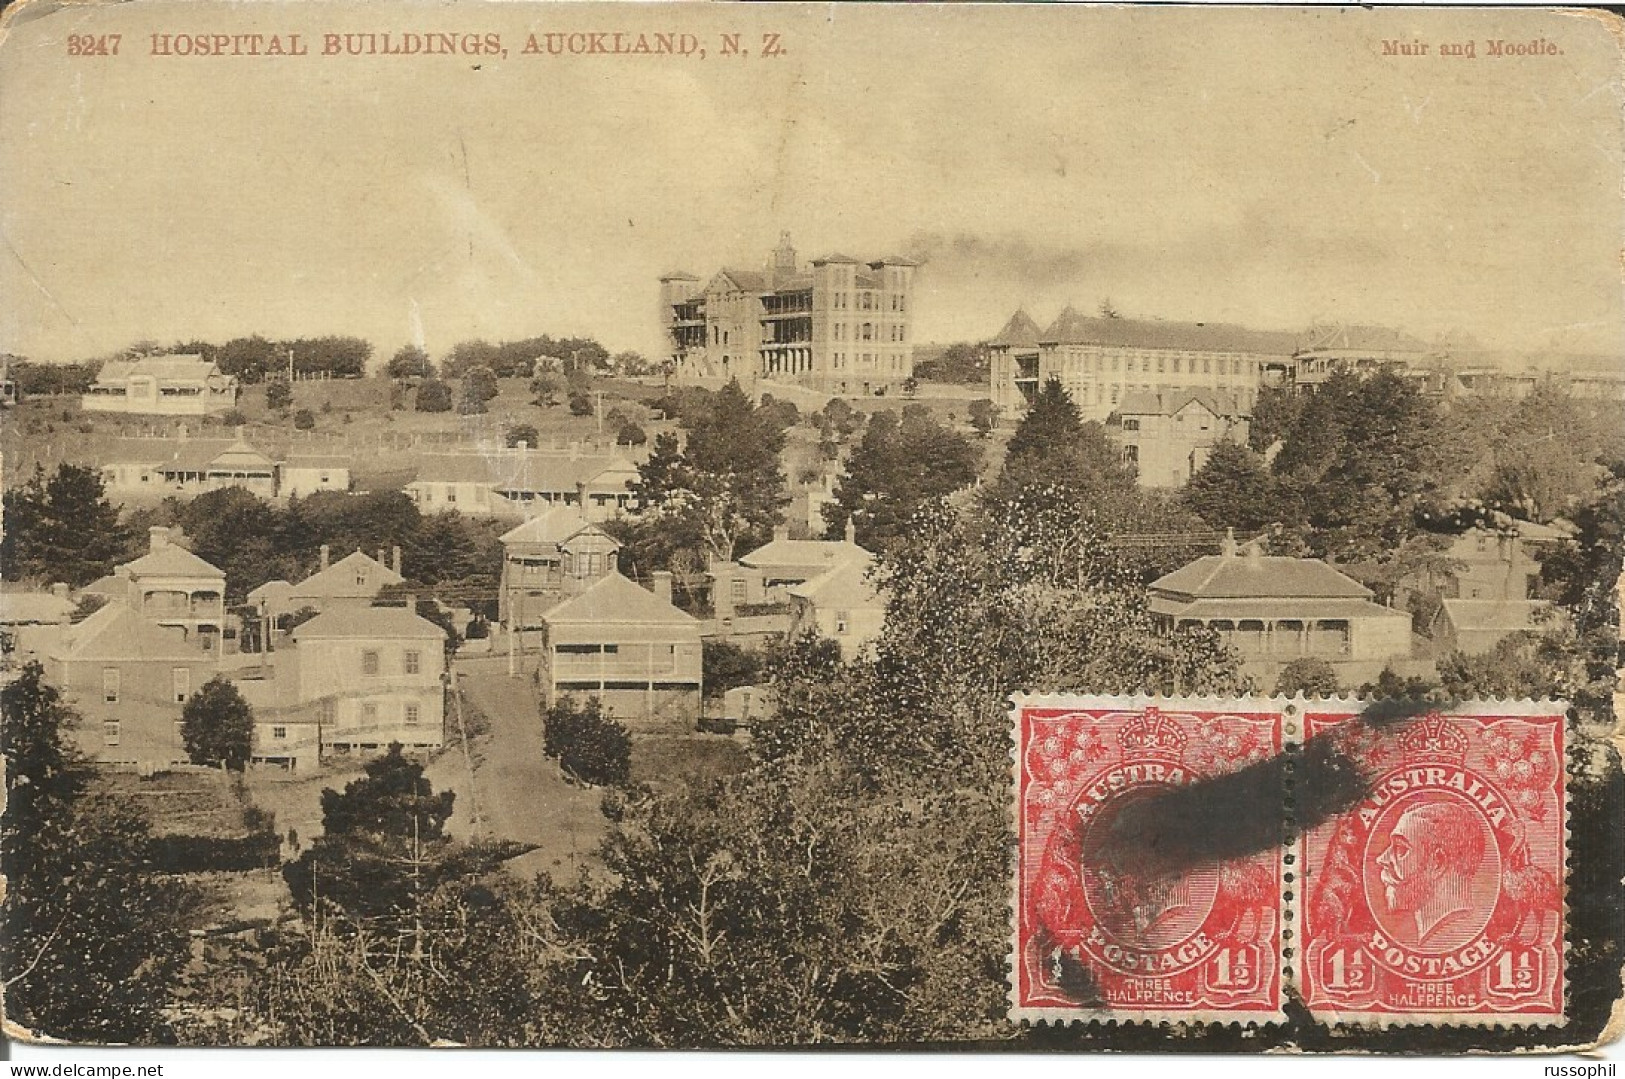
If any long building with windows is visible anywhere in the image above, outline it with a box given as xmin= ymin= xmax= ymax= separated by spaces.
xmin=989 ymin=307 xmax=1300 ymax=423
xmin=661 ymin=233 xmax=918 ymax=396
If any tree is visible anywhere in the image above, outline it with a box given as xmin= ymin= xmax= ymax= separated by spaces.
xmin=542 ymin=696 xmax=631 ymax=787
xmin=506 ymin=423 xmax=540 ymax=448
xmin=967 ymin=398 xmax=999 ymax=438
xmin=530 ymin=372 xmax=565 ymax=407
xmin=181 ymin=676 xmax=256 ymax=771
xmin=912 ymin=341 xmax=989 ymax=385
xmin=1 ymin=463 xmax=132 ymax=587
xmin=464 ymin=365 xmax=499 ymax=404
xmin=387 ymin=345 xmax=434 ymax=380
xmin=1273 ymin=657 xmax=1341 ymax=697
xmin=702 ymin=640 xmax=763 ymax=698
xmin=266 ymin=378 xmax=293 ymax=411
xmin=1183 ymin=441 xmax=1277 ymax=534
xmin=618 ymin=421 xmax=647 ymax=446
xmin=901 ymin=376 xmax=919 ymax=398
xmin=568 ymin=391 xmax=594 ymax=416
xmin=823 ymin=407 xmax=980 ymax=550
xmin=2 ymin=665 xmax=200 ymax=1042
xmin=995 ymin=378 xmax=1131 ymax=497
xmin=283 ymin=744 xmax=459 ymax=923
xmin=415 ymin=378 xmax=453 ymax=412
xmin=620 ymin=381 xmax=790 ymax=569
xmin=217 ymin=335 xmax=282 ymax=384
xmin=293 ymin=408 xmax=317 ymax=430
xmin=1267 ymin=370 xmax=1443 ymax=561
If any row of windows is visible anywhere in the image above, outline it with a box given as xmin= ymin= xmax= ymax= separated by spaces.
xmin=828 ymin=292 xmax=908 ymax=313
xmin=102 ymin=667 xmax=192 ymax=704
xmin=360 ymin=649 xmax=424 ymax=675
xmin=317 ymin=698 xmax=426 ymax=726
xmin=556 ymin=680 xmax=700 ymax=692
xmin=1057 ymin=353 xmax=1260 ymax=377
xmin=831 ymin=352 xmax=908 ymax=371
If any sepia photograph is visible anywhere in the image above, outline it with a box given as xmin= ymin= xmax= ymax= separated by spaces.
xmin=0 ymin=0 xmax=1620 ymax=1059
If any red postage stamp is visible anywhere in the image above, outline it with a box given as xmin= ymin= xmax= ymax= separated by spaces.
xmin=1010 ymin=696 xmax=1286 ymax=1023
xmin=1301 ymin=706 xmax=1567 ymax=1025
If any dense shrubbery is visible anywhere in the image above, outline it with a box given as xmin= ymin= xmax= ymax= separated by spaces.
xmin=542 ymin=696 xmax=631 ymax=787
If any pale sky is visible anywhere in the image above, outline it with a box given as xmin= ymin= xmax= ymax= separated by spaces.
xmin=1 ymin=3 xmax=1621 ymax=365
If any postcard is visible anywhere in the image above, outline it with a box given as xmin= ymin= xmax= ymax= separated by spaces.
xmin=0 ymin=0 xmax=1620 ymax=1053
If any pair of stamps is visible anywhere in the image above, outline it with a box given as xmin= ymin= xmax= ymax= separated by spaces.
xmin=1010 ymin=696 xmax=1566 ymax=1026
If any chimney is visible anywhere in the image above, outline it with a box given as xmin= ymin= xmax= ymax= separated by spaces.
xmin=149 ymin=526 xmax=171 ymax=552
xmin=176 ymin=423 xmax=188 ymax=443
xmin=391 ymin=545 xmax=402 ymax=574
xmin=575 ymin=480 xmax=588 ymax=508
xmin=844 ymin=518 xmax=856 ymax=545
xmin=320 ymin=544 xmax=331 ymax=570
xmin=1221 ymin=528 xmax=1238 ymax=558
xmin=711 ymin=561 xmax=734 ymax=619
xmin=50 ymin=582 xmax=69 ymax=600
xmin=235 ymin=424 xmax=247 ymax=442
xmin=651 ymin=570 xmax=673 ymax=605
xmin=569 ymin=440 xmax=581 ymax=460
xmin=773 ymin=525 xmax=789 ymax=543
xmin=377 ymin=548 xmax=386 ymax=567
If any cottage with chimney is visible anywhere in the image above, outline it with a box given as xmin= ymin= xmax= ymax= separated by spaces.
xmin=1149 ymin=535 xmax=1413 ymax=683
xmin=88 ymin=527 xmax=228 ymax=655
xmin=538 ymin=571 xmax=702 ymax=726
xmin=709 ymin=521 xmax=871 ymax=620
xmin=249 ymin=546 xmax=405 ymax=629
xmin=787 ymin=551 xmax=886 ymax=659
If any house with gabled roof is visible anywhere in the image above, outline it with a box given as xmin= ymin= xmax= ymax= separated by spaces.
xmin=709 ymin=522 xmax=872 ymax=622
xmin=97 ymin=432 xmax=277 ymax=499
xmin=787 ymin=551 xmax=886 ymax=659
xmin=498 ymin=505 xmax=620 ymax=633
xmin=1149 ymin=536 xmax=1412 ymax=683
xmin=81 ymin=354 xmax=237 ymax=415
xmin=232 ymin=606 xmax=448 ymax=764
xmin=404 ymin=447 xmax=639 ymax=522
xmin=46 ymin=602 xmax=221 ymax=768
xmin=98 ymin=527 xmax=227 ymax=655
xmin=1108 ymin=388 xmax=1250 ymax=487
xmin=538 ymin=571 xmax=701 ymax=726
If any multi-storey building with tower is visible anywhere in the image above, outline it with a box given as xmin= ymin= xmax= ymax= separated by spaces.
xmin=660 ymin=233 xmax=918 ymax=396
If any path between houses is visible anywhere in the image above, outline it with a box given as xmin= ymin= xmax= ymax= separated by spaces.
xmin=427 ymin=658 xmax=607 ymax=884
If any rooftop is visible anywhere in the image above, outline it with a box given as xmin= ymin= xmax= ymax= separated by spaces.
xmin=499 ymin=505 xmax=611 ymax=547
xmin=52 ymin=602 xmax=203 ymax=661
xmin=119 ymin=540 xmax=225 ymax=580
xmin=740 ymin=534 xmax=871 ymax=571
xmin=990 ymin=309 xmax=1044 ymax=349
xmin=290 ymin=550 xmax=403 ymax=600
xmin=787 ymin=554 xmax=882 ymax=609
xmin=1151 ymin=548 xmax=1371 ymax=601
xmin=542 ymin=572 xmax=697 ymax=626
xmin=291 ymin=606 xmax=444 ymax=640
xmin=1041 ymin=308 xmax=1301 ymax=356
xmin=94 ymin=355 xmax=228 ymax=384
xmin=1117 ymin=388 xmax=1246 ymax=419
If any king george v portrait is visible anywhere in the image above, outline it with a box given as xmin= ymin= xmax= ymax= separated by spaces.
xmin=1375 ymin=800 xmax=1487 ymax=948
